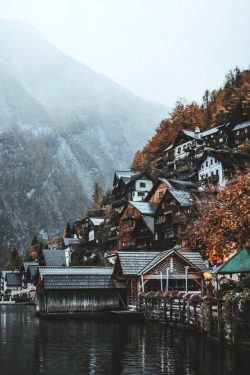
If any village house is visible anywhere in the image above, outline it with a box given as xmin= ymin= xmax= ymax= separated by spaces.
xmin=112 ymin=249 xmax=208 ymax=305
xmin=20 ymin=261 xmax=39 ymax=293
xmin=197 ymin=150 xmax=250 ymax=187
xmin=36 ymin=266 xmax=127 ymax=314
xmin=112 ymin=170 xmax=154 ymax=209
xmin=42 ymin=250 xmax=67 ymax=267
xmin=153 ymin=189 xmax=195 ymax=250
xmin=117 ymin=201 xmax=158 ymax=251
xmin=232 ymin=120 xmax=250 ymax=145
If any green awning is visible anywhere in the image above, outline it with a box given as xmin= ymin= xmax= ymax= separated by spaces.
xmin=211 ymin=247 xmax=250 ymax=274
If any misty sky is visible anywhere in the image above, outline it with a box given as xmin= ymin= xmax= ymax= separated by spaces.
xmin=0 ymin=0 xmax=249 ymax=108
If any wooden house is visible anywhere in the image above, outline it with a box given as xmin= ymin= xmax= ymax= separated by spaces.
xmin=113 ymin=250 xmax=208 ymax=304
xmin=232 ymin=120 xmax=250 ymax=146
xmin=36 ymin=267 xmax=127 ymax=314
xmin=197 ymin=150 xmax=250 ymax=187
xmin=112 ymin=170 xmax=154 ymax=209
xmin=154 ymin=189 xmax=195 ymax=250
xmin=117 ymin=201 xmax=158 ymax=251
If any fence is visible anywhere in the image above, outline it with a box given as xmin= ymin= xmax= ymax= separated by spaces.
xmin=138 ymin=295 xmax=250 ymax=346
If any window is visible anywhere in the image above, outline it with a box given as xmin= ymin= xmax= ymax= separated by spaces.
xmin=155 ymin=233 xmax=158 ymax=240
xmin=158 ymin=215 xmax=166 ymax=223
xmin=206 ymin=161 xmax=208 ymax=167
xmin=211 ymin=135 xmax=214 ymax=138
xmin=162 ymin=202 xmax=165 ymax=209
xmin=127 ymin=209 xmax=134 ymax=215
xmin=219 ymin=130 xmax=222 ymax=134
xmin=245 ymin=128 xmax=248 ymax=133
xmin=159 ymin=191 xmax=163 ymax=198
xmin=237 ymin=130 xmax=240 ymax=135
xmin=169 ymin=199 xmax=175 ymax=205
xmin=202 ymin=164 xmax=204 ymax=169
xmin=177 ymin=147 xmax=181 ymax=154
xmin=165 ymin=230 xmax=174 ymax=238
xmin=214 ymin=158 xmax=217 ymax=163
xmin=140 ymin=182 xmax=146 ymax=188
xmin=210 ymin=159 xmax=213 ymax=165
xmin=219 ymin=138 xmax=223 ymax=142
xmin=138 ymin=192 xmax=145 ymax=196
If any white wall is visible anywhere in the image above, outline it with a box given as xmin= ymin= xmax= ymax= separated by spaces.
xmin=198 ymin=155 xmax=224 ymax=184
xmin=132 ymin=179 xmax=153 ymax=201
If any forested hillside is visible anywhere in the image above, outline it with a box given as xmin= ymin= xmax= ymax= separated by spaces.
xmin=132 ymin=68 xmax=250 ymax=170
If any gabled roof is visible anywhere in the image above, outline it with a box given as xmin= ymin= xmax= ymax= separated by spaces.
xmin=115 ymin=250 xmax=208 ymax=276
xmin=43 ymin=274 xmax=126 ymax=290
xmin=129 ymin=201 xmax=158 ymax=215
xmin=1 ymin=270 xmax=19 ymax=278
xmin=113 ymin=171 xmax=136 ymax=186
xmin=38 ymin=266 xmax=113 ymax=280
xmin=22 ymin=261 xmax=39 ymax=272
xmin=127 ymin=170 xmax=153 ymax=185
xmin=28 ymin=264 xmax=38 ymax=277
xmin=211 ymin=247 xmax=250 ymax=274
xmin=42 ymin=250 xmax=67 ymax=267
xmin=167 ymin=179 xmax=197 ymax=191
xmin=63 ymin=238 xmax=80 ymax=246
xmin=90 ymin=218 xmax=105 ymax=226
xmin=170 ymin=190 xmax=194 ymax=206
xmin=116 ymin=252 xmax=158 ymax=275
xmin=6 ymin=272 xmax=22 ymax=287
xmin=142 ymin=216 xmax=155 ymax=233
xmin=232 ymin=120 xmax=250 ymax=132
xmin=196 ymin=150 xmax=250 ymax=170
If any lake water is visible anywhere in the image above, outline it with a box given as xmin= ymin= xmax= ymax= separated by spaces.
xmin=0 ymin=305 xmax=249 ymax=375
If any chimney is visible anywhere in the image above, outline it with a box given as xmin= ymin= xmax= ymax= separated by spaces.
xmin=194 ymin=127 xmax=200 ymax=133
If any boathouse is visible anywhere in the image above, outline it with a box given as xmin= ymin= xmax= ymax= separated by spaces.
xmin=36 ymin=267 xmax=127 ymax=315
xmin=112 ymin=249 xmax=208 ymax=304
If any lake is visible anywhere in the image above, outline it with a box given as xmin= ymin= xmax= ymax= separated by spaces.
xmin=0 ymin=305 xmax=249 ymax=374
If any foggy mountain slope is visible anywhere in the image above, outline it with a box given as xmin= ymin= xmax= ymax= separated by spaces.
xmin=0 ymin=20 xmax=167 ymax=261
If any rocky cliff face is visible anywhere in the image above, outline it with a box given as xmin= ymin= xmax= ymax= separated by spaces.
xmin=0 ymin=20 xmax=166 ymax=262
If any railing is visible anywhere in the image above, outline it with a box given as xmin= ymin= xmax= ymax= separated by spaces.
xmin=137 ymin=296 xmax=250 ymax=346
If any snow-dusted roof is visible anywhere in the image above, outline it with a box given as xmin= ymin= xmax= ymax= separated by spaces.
xmin=170 ymin=190 xmax=194 ymax=206
xmin=129 ymin=201 xmax=158 ymax=215
xmin=201 ymin=128 xmax=219 ymax=137
xmin=38 ymin=266 xmax=113 ymax=280
xmin=90 ymin=218 xmax=105 ymax=226
xmin=233 ymin=120 xmax=250 ymax=131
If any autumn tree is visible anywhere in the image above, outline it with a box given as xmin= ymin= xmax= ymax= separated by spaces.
xmin=3 ymin=248 xmax=22 ymax=270
xmin=92 ymin=182 xmax=103 ymax=206
xmin=185 ymin=170 xmax=250 ymax=261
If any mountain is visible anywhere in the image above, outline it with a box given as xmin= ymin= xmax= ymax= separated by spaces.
xmin=0 ymin=20 xmax=167 ymax=262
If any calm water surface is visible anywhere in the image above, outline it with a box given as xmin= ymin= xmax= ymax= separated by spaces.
xmin=0 ymin=305 xmax=249 ymax=375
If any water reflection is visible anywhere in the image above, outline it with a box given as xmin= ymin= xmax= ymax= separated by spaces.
xmin=0 ymin=306 xmax=249 ymax=374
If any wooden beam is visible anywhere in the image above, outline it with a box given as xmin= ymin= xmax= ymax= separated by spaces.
xmin=116 ymin=290 xmax=127 ymax=309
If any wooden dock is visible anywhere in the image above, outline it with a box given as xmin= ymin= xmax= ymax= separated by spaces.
xmin=109 ymin=310 xmax=144 ymax=321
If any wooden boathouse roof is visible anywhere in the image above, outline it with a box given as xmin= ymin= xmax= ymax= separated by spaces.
xmin=38 ymin=266 xmax=113 ymax=280
xmin=43 ymin=274 xmax=126 ymax=290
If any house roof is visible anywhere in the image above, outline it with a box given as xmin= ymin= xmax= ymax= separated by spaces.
xmin=1 ymin=270 xmax=19 ymax=278
xmin=38 ymin=266 xmax=113 ymax=280
xmin=116 ymin=252 xmax=158 ymax=275
xmin=196 ymin=150 xmax=250 ymax=170
xmin=167 ymin=179 xmax=197 ymax=191
xmin=27 ymin=265 xmax=38 ymax=277
xmin=127 ymin=171 xmax=153 ymax=185
xmin=6 ymin=272 xmax=22 ymax=287
xmin=42 ymin=250 xmax=67 ymax=267
xmin=182 ymin=130 xmax=201 ymax=140
xmin=43 ymin=274 xmax=126 ymax=290
xmin=142 ymin=216 xmax=155 ymax=233
xmin=90 ymin=217 xmax=105 ymax=226
xmin=232 ymin=120 xmax=250 ymax=132
xmin=116 ymin=250 xmax=208 ymax=276
xmin=129 ymin=201 xmax=158 ymax=215
xmin=211 ymin=247 xmax=250 ymax=274
xmin=163 ymin=144 xmax=173 ymax=152
xmin=170 ymin=190 xmax=194 ymax=206
xmin=22 ymin=261 xmax=39 ymax=272
xmin=63 ymin=238 xmax=80 ymax=246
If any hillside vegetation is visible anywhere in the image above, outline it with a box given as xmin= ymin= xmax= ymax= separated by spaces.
xmin=132 ymin=68 xmax=250 ymax=170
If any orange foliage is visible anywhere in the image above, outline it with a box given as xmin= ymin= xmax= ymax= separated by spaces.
xmin=185 ymin=170 xmax=250 ymax=260
xmin=132 ymin=68 xmax=250 ymax=170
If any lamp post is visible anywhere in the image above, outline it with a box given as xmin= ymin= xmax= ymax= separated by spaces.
xmin=166 ymin=267 xmax=170 ymax=291
xmin=185 ymin=266 xmax=189 ymax=293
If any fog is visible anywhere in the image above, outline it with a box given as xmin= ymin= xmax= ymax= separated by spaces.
xmin=0 ymin=0 xmax=249 ymax=107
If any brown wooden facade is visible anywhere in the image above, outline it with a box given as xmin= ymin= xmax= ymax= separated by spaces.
xmin=117 ymin=203 xmax=141 ymax=251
